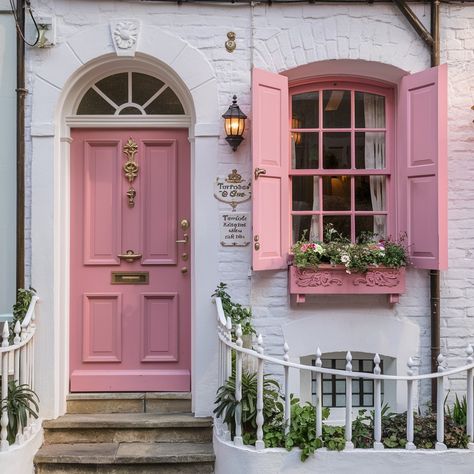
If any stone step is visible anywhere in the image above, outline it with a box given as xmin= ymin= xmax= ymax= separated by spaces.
xmin=66 ymin=392 xmax=192 ymax=414
xmin=43 ymin=413 xmax=213 ymax=445
xmin=35 ymin=442 xmax=215 ymax=473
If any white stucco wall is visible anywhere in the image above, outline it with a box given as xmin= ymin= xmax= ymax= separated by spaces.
xmin=214 ymin=433 xmax=474 ymax=474
xmin=23 ymin=0 xmax=474 ymax=421
xmin=0 ymin=3 xmax=16 ymax=314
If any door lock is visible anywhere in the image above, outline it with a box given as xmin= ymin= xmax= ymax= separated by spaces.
xmin=181 ymin=267 xmax=188 ymax=274
xmin=180 ymin=218 xmax=190 ymax=230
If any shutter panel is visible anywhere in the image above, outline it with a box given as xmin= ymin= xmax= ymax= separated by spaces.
xmin=397 ymin=64 xmax=448 ymax=270
xmin=252 ymin=68 xmax=290 ymax=271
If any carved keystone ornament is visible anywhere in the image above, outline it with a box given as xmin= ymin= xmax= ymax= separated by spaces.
xmin=111 ymin=19 xmax=140 ymax=57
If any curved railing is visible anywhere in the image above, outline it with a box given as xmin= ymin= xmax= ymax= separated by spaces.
xmin=0 ymin=295 xmax=39 ymax=451
xmin=215 ymin=296 xmax=474 ymax=451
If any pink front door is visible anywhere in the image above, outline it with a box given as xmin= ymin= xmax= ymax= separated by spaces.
xmin=70 ymin=129 xmax=191 ymax=392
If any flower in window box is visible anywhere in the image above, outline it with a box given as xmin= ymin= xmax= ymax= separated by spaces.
xmin=291 ymin=224 xmax=408 ymax=274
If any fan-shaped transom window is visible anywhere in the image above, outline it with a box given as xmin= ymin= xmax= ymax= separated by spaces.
xmin=76 ymin=72 xmax=185 ymax=115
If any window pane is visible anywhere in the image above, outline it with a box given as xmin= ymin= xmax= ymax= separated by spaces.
xmin=363 ymin=380 xmax=373 ymax=392
xmin=292 ymin=92 xmax=319 ymax=128
xmin=95 ymin=73 xmax=128 ymax=106
xmin=145 ymin=87 xmax=185 ymax=114
xmin=323 ymin=90 xmax=351 ymax=128
xmin=355 ymin=92 xmax=385 ymax=129
xmin=335 ymin=360 xmax=346 ymax=370
xmin=323 ymin=216 xmax=351 ymax=240
xmin=362 ymin=360 xmax=373 ymax=372
xmin=291 ymin=133 xmax=319 ymax=169
xmin=292 ymin=215 xmax=320 ymax=243
xmin=335 ymin=394 xmax=345 ymax=407
xmin=335 ymin=380 xmax=345 ymax=393
xmin=132 ymin=72 xmax=165 ymax=106
xmin=293 ymin=176 xmax=320 ymax=211
xmin=119 ymin=106 xmax=142 ymax=115
xmin=355 ymin=132 xmax=386 ymax=169
xmin=322 ymin=360 xmax=331 ymax=368
xmin=355 ymin=176 xmax=386 ymax=211
xmin=355 ymin=215 xmax=387 ymax=240
xmin=363 ymin=395 xmax=374 ymax=406
xmin=323 ymin=395 xmax=332 ymax=407
xmin=77 ymin=88 xmax=117 ymax=115
xmin=352 ymin=394 xmax=359 ymax=406
xmin=352 ymin=380 xmax=360 ymax=394
xmin=323 ymin=176 xmax=350 ymax=211
xmin=323 ymin=381 xmax=332 ymax=393
xmin=323 ymin=133 xmax=351 ymax=169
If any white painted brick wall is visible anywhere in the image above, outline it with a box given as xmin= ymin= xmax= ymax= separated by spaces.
xmin=25 ymin=0 xmax=474 ymax=407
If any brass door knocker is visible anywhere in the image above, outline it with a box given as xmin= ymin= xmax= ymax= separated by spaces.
xmin=123 ymin=138 xmax=139 ymax=208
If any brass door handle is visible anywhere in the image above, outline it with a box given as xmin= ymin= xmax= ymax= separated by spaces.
xmin=118 ymin=250 xmax=142 ymax=262
xmin=254 ymin=167 xmax=267 ymax=180
xmin=176 ymin=234 xmax=189 ymax=244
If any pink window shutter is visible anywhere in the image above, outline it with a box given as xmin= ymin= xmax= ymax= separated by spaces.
xmin=252 ymin=68 xmax=290 ymax=271
xmin=397 ymin=64 xmax=448 ymax=270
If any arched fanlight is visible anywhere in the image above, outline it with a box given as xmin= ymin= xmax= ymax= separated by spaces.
xmin=222 ymin=95 xmax=247 ymax=151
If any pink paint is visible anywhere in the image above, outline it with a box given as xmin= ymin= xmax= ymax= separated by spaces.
xmin=70 ymin=129 xmax=191 ymax=392
xmin=397 ymin=64 xmax=448 ymax=270
xmin=289 ymin=265 xmax=406 ymax=304
xmin=252 ymin=68 xmax=290 ymax=271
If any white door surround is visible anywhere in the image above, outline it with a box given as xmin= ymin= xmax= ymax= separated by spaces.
xmin=30 ymin=24 xmax=220 ymax=418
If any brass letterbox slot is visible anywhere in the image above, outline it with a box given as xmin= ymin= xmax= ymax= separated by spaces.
xmin=111 ymin=272 xmax=149 ymax=285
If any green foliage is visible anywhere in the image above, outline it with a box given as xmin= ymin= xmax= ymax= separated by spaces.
xmin=10 ymin=288 xmax=36 ymax=344
xmin=350 ymin=405 xmax=468 ymax=450
xmin=1 ymin=380 xmax=39 ymax=445
xmin=213 ymin=371 xmax=282 ymax=437
xmin=212 ymin=283 xmax=256 ymax=336
xmin=291 ymin=224 xmax=408 ymax=273
xmin=284 ymin=398 xmax=323 ymax=460
xmin=445 ymin=393 xmax=467 ymax=427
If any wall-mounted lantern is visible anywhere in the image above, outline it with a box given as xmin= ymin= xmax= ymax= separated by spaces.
xmin=222 ymin=95 xmax=247 ymax=151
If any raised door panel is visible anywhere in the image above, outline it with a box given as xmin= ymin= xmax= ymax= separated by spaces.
xmin=82 ymin=294 xmax=122 ymax=362
xmin=141 ymin=140 xmax=178 ymax=265
xmin=83 ymin=141 xmax=122 ymax=265
xmin=140 ymin=293 xmax=178 ymax=362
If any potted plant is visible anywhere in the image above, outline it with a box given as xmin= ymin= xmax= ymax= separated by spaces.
xmin=289 ymin=225 xmax=408 ymax=303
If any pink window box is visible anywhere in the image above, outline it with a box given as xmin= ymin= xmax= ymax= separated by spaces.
xmin=289 ymin=264 xmax=406 ymax=304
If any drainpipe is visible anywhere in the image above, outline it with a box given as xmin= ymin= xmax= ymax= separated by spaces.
xmin=16 ymin=0 xmax=26 ymax=290
xmin=430 ymin=0 xmax=440 ymax=412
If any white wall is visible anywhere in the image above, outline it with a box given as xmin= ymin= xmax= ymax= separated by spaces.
xmin=214 ymin=433 xmax=474 ymax=474
xmin=0 ymin=4 xmax=16 ymax=314
xmin=23 ymin=0 xmax=474 ymax=418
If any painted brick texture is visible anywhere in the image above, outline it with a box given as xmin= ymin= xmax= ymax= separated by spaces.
xmin=24 ymin=1 xmax=474 ymax=407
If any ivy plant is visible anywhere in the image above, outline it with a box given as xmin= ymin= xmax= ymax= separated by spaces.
xmin=212 ymin=283 xmax=256 ymax=336
xmin=9 ymin=287 xmax=36 ymax=344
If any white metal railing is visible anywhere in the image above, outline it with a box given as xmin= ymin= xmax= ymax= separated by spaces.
xmin=0 ymin=295 xmax=39 ymax=452
xmin=215 ymin=296 xmax=474 ymax=452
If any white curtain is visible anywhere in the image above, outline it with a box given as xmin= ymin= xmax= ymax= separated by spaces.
xmin=310 ymin=177 xmax=320 ymax=241
xmin=363 ymin=94 xmax=386 ymax=237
